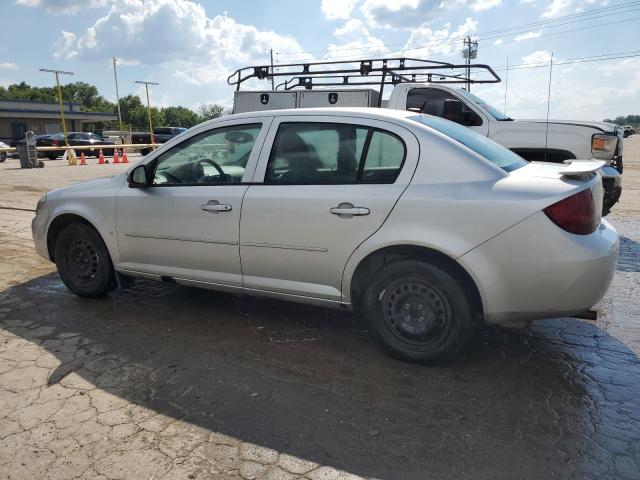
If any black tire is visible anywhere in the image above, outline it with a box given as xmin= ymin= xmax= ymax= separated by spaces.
xmin=0 ymin=152 xmax=6 ymax=163
xmin=54 ymin=223 xmax=117 ymax=298
xmin=47 ymin=154 xmax=58 ymax=160
xmin=363 ymin=260 xmax=478 ymax=364
xmin=140 ymin=148 xmax=150 ymax=156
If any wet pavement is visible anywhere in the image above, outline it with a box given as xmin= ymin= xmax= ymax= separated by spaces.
xmin=1 ymin=149 xmax=640 ymax=479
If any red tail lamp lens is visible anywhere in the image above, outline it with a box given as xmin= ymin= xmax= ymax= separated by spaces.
xmin=543 ymin=188 xmax=597 ymax=235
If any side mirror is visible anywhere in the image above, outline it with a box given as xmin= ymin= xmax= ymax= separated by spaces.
xmin=442 ymin=99 xmax=464 ymax=124
xmin=128 ymin=164 xmax=150 ymax=188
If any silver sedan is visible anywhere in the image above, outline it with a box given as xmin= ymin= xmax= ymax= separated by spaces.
xmin=32 ymin=108 xmax=618 ymax=363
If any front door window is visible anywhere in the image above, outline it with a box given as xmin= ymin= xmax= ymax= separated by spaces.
xmin=153 ymin=124 xmax=261 ymax=185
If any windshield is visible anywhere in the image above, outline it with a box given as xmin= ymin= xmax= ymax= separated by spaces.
xmin=410 ymin=114 xmax=527 ymax=172
xmin=456 ymin=89 xmax=510 ymax=121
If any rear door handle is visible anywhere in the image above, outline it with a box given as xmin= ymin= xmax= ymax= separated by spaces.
xmin=330 ymin=202 xmax=370 ymax=218
xmin=201 ymin=200 xmax=232 ymax=213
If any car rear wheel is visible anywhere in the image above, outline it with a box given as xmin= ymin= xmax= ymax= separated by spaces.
xmin=0 ymin=152 xmax=6 ymax=163
xmin=363 ymin=260 xmax=477 ymax=363
xmin=54 ymin=223 xmax=117 ymax=298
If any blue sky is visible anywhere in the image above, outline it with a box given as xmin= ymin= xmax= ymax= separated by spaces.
xmin=0 ymin=0 xmax=638 ymax=120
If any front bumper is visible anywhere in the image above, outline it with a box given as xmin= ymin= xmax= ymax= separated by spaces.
xmin=32 ymin=209 xmax=51 ymax=260
xmin=459 ymin=212 xmax=619 ymax=326
xmin=600 ymin=165 xmax=622 ymax=216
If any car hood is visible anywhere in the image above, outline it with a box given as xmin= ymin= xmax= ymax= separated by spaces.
xmin=516 ymin=119 xmax=618 ymax=134
xmin=47 ymin=174 xmax=126 ymax=200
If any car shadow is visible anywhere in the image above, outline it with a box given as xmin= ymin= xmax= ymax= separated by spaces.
xmin=2 ymin=273 xmax=639 ymax=480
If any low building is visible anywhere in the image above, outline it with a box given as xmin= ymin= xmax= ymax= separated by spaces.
xmin=0 ymin=98 xmax=117 ymax=144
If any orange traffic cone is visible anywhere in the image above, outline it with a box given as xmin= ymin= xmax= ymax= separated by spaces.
xmin=121 ymin=149 xmax=129 ymax=163
xmin=98 ymin=149 xmax=105 ymax=164
xmin=79 ymin=152 xmax=87 ymax=165
xmin=113 ymin=149 xmax=120 ymax=164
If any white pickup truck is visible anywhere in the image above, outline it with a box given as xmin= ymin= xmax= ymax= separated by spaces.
xmin=229 ymin=58 xmax=623 ymax=214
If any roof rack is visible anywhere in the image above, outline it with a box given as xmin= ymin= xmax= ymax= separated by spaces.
xmin=227 ymin=57 xmax=501 ymax=95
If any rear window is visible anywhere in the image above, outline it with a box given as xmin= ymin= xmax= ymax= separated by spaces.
xmin=410 ymin=114 xmax=527 ymax=172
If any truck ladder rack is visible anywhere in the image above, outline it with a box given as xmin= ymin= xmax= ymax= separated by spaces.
xmin=227 ymin=57 xmax=501 ymax=93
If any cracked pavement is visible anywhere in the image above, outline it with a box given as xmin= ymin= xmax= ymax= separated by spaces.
xmin=1 ymin=142 xmax=640 ymax=480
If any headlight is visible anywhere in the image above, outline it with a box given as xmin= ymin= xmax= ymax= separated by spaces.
xmin=35 ymin=194 xmax=47 ymax=215
xmin=591 ymin=134 xmax=617 ymax=160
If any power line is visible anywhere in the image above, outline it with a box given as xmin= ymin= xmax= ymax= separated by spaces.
xmin=277 ymin=14 xmax=640 ymax=63
xmin=275 ymin=0 xmax=640 ymax=59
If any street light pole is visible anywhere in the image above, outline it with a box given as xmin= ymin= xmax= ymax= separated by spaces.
xmin=135 ymin=80 xmax=159 ymax=148
xmin=113 ymin=57 xmax=123 ymax=132
xmin=40 ymin=68 xmax=75 ymax=164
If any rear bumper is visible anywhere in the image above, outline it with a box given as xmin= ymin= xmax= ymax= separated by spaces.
xmin=459 ymin=212 xmax=619 ymax=326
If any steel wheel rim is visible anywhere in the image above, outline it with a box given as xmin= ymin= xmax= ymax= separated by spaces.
xmin=381 ymin=278 xmax=453 ymax=349
xmin=64 ymin=238 xmax=100 ymax=286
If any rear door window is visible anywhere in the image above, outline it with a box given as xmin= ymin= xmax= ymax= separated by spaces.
xmin=360 ymin=130 xmax=406 ymax=183
xmin=265 ymin=122 xmax=406 ymax=185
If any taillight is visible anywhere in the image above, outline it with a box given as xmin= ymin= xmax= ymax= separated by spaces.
xmin=51 ymin=140 xmax=58 ymax=146
xmin=543 ymin=188 xmax=597 ymax=235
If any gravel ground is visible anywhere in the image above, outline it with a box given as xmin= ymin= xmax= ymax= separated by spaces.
xmin=0 ymin=140 xmax=639 ymax=480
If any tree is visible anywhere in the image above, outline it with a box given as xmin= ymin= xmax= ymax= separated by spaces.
xmin=197 ymin=103 xmax=226 ymax=122
xmin=0 ymin=80 xmax=226 ymax=132
xmin=162 ymin=106 xmax=200 ymax=128
xmin=603 ymin=114 xmax=640 ymax=127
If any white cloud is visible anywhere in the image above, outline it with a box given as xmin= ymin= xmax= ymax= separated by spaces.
xmin=321 ymin=0 xmax=360 ymax=20
xmin=493 ymin=38 xmax=504 ymax=45
xmin=0 ymin=62 xmax=18 ymax=70
xmin=360 ymin=0 xmax=500 ymax=29
xmin=52 ymin=0 xmax=304 ymax=86
xmin=15 ymin=0 xmax=109 ymax=14
xmin=401 ymin=17 xmax=478 ymax=58
xmin=52 ymin=30 xmax=78 ymax=59
xmin=521 ymin=50 xmax=553 ymax=67
xmin=541 ymin=0 xmax=603 ymax=18
xmin=514 ymin=30 xmax=542 ymax=42
xmin=325 ymin=19 xmax=387 ymax=60
xmin=469 ymin=0 xmax=502 ymax=10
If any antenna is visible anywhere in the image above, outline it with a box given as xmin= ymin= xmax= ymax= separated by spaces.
xmin=504 ymin=56 xmax=509 ymax=115
xmin=544 ymin=52 xmax=553 ymax=162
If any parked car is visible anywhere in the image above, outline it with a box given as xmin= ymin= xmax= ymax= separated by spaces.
xmin=32 ymin=108 xmax=619 ymax=363
xmin=0 ymin=141 xmax=9 ymax=162
xmin=13 ymin=134 xmax=52 ymax=157
xmin=622 ymin=125 xmax=635 ymax=137
xmin=131 ymin=127 xmax=187 ymax=155
xmin=32 ymin=132 xmax=116 ymax=160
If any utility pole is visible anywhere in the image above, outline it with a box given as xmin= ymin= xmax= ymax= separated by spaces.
xmin=135 ymin=80 xmax=159 ymax=148
xmin=461 ymin=36 xmax=478 ymax=92
xmin=270 ymin=49 xmax=275 ymax=90
xmin=39 ymin=68 xmax=75 ymax=165
xmin=112 ymin=57 xmax=123 ymax=132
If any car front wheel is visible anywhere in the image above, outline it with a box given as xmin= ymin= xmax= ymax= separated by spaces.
xmin=363 ymin=260 xmax=478 ymax=364
xmin=0 ymin=152 xmax=6 ymax=163
xmin=54 ymin=223 xmax=117 ymax=297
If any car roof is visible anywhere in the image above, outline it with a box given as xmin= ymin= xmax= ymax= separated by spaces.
xmin=210 ymin=107 xmax=416 ymax=126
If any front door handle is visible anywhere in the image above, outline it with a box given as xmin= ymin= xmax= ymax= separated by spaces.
xmin=201 ymin=200 xmax=232 ymax=213
xmin=330 ymin=202 xmax=370 ymax=218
